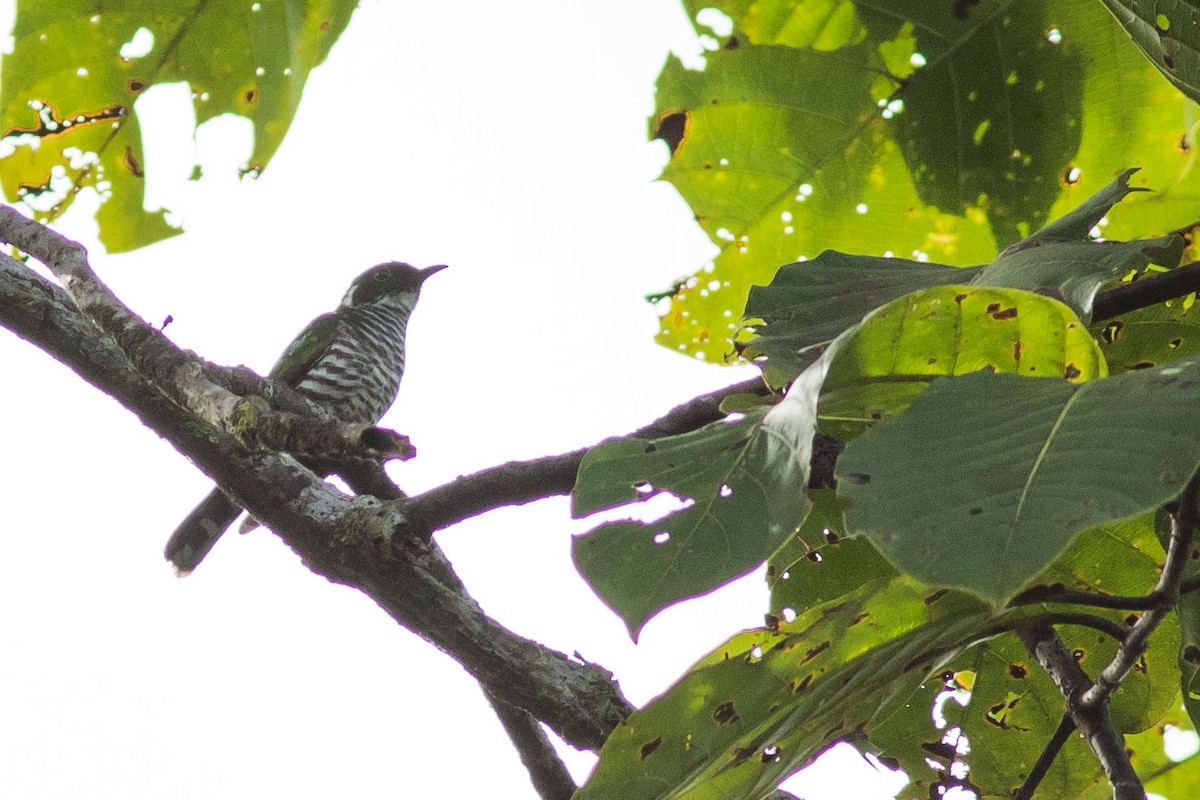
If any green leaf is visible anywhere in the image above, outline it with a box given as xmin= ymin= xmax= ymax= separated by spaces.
xmin=818 ymin=285 xmax=1106 ymax=439
xmin=837 ymin=360 xmax=1200 ymax=604
xmin=767 ymin=489 xmax=897 ymax=617
xmin=572 ymin=405 xmax=810 ymax=639
xmin=575 ymin=576 xmax=1030 ymax=800
xmin=655 ymin=0 xmax=1200 ymax=362
xmin=1097 ymin=291 xmax=1200 ymax=374
xmin=0 ymin=0 xmax=356 ymax=252
xmin=1099 ymin=1 xmax=1200 ymax=103
xmin=743 ymin=253 xmax=983 ymax=384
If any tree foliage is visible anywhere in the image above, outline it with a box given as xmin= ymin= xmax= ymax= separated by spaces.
xmin=5 ymin=1 xmax=1200 ymax=799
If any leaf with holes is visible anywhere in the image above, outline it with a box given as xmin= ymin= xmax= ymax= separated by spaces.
xmin=865 ymin=514 xmax=1179 ymax=797
xmin=655 ymin=0 xmax=1200 ymax=362
xmin=1097 ymin=292 xmax=1200 ymax=374
xmin=767 ymin=489 xmax=897 ymax=617
xmin=743 ymin=252 xmax=983 ymax=385
xmin=0 ymin=0 xmax=356 ymax=251
xmin=1099 ymin=1 xmax=1200 ymax=104
xmin=818 ymin=285 xmax=1106 ymax=439
xmin=572 ymin=403 xmax=811 ymax=639
xmin=837 ymin=361 xmax=1200 ymax=604
xmin=575 ymin=576 xmax=1041 ymax=800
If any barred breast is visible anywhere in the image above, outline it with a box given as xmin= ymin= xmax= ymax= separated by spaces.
xmin=293 ymin=296 xmax=414 ymax=424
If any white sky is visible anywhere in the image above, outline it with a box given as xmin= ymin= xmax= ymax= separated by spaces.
xmin=0 ymin=2 xmax=906 ymax=797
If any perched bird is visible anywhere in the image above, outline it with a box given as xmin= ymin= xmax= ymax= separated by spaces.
xmin=164 ymin=262 xmax=446 ymax=574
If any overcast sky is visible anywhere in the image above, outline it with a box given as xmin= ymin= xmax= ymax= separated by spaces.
xmin=0 ymin=2 xmax=905 ymax=797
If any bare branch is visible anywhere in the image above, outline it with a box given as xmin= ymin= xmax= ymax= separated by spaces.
xmin=1017 ymin=625 xmax=1142 ymax=798
xmin=1092 ymin=259 xmax=1200 ymax=321
xmin=1082 ymin=471 xmax=1200 ymax=708
xmin=1013 ymin=713 xmax=1076 ymax=800
xmin=485 ymin=693 xmax=576 ymax=800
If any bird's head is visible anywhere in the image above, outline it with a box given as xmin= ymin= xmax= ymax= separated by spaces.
xmin=341 ymin=262 xmax=447 ymax=308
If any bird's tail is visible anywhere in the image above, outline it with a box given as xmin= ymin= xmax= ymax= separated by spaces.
xmin=164 ymin=489 xmax=242 ymax=575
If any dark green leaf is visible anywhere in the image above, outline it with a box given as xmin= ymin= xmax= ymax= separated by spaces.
xmin=837 ymin=361 xmax=1200 ymax=604
xmin=572 ymin=406 xmax=810 ymax=639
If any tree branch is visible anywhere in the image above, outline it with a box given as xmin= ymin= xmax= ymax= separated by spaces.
xmin=1081 ymin=471 xmax=1200 ymax=708
xmin=1013 ymin=713 xmax=1076 ymax=800
xmin=1016 ymin=624 xmax=1142 ymax=798
xmin=1092 ymin=259 xmax=1200 ymax=321
xmin=485 ymin=693 xmax=576 ymax=800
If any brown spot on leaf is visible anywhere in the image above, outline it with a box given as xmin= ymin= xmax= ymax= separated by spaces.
xmin=127 ymin=78 xmax=146 ymax=93
xmin=640 ymin=737 xmax=662 ymax=760
xmin=1063 ymin=363 xmax=1081 ymax=380
xmin=1131 ymin=361 xmax=1155 ymax=370
xmin=1165 ymin=53 xmax=1177 ymax=69
xmin=986 ymin=302 xmax=1001 ymax=314
xmin=876 ymin=755 xmax=901 ymax=770
xmin=953 ymin=0 xmax=981 ymax=20
xmin=850 ymin=612 xmax=869 ymax=625
xmin=921 ymin=741 xmax=956 ymax=759
xmin=1102 ymin=320 xmax=1124 ymax=343
xmin=1183 ymin=644 xmax=1200 ymax=664
xmin=1013 ymin=341 xmax=1023 ymax=361
xmin=824 ymin=529 xmax=840 ymax=544
xmin=1125 ymin=613 xmax=1140 ymax=627
xmin=653 ymin=111 xmax=689 ymax=156
xmin=969 ymin=506 xmax=983 ymax=516
xmin=4 ymin=102 xmax=125 ymax=140
xmin=243 ymin=87 xmax=258 ymax=104
xmin=793 ymin=674 xmax=813 ymax=693
xmin=1170 ymin=337 xmax=1183 ymax=349
xmin=955 ymin=293 xmax=969 ymax=304
xmin=123 ymin=145 xmax=143 ymax=177
xmin=801 ymin=641 xmax=830 ymax=664
xmin=761 ymin=744 xmax=781 ymax=763
xmin=725 ymin=35 xmax=740 ymax=50
xmin=1073 ymin=648 xmax=1085 ymax=660
xmin=990 ymin=306 xmax=1018 ymax=320
xmin=1181 ymin=134 xmax=1193 ymax=154
xmin=924 ymin=589 xmax=950 ymax=605
xmin=713 ymin=701 xmax=740 ymax=725
xmin=1008 ymin=664 xmax=1027 ymax=679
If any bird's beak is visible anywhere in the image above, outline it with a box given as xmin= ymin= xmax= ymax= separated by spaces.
xmin=420 ymin=264 xmax=448 ymax=280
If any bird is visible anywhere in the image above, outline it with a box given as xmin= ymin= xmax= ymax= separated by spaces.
xmin=164 ymin=261 xmax=446 ymax=574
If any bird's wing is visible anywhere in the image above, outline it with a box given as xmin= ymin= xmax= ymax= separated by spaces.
xmin=268 ymin=311 xmax=343 ymax=385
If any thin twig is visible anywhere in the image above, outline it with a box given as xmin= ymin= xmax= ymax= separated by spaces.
xmin=1013 ymin=713 xmax=1076 ymax=800
xmin=1082 ymin=471 xmax=1200 ymax=707
xmin=1010 ymin=584 xmax=1156 ymax=611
